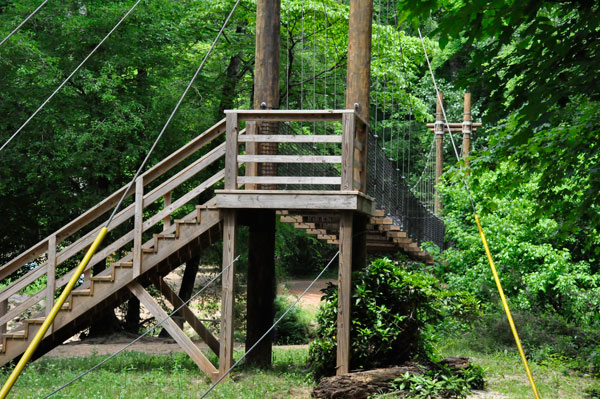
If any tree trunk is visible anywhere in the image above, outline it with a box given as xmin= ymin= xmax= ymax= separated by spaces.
xmin=123 ymin=297 xmax=140 ymax=333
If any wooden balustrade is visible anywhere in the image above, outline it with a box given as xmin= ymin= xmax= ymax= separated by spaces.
xmin=224 ymin=109 xmax=368 ymax=192
xmin=0 ymin=119 xmax=235 ymax=332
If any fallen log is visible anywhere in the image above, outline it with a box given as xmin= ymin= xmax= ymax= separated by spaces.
xmin=311 ymin=357 xmax=472 ymax=399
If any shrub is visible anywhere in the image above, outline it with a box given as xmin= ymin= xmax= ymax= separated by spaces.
xmin=308 ymin=258 xmax=444 ymax=378
xmin=273 ymin=295 xmax=314 ymax=345
xmin=393 ymin=364 xmax=485 ymax=399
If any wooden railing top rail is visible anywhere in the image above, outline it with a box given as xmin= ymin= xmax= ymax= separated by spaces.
xmin=226 ymin=109 xmax=369 ymax=128
xmin=0 ymin=118 xmax=227 ymax=280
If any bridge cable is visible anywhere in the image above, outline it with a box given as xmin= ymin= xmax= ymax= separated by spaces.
xmin=417 ymin=27 xmax=542 ymax=399
xmin=0 ymin=0 xmax=49 ymax=48
xmin=0 ymin=0 xmax=144 ymax=153
xmin=0 ymin=2 xmax=241 ymax=397
xmin=198 ymin=249 xmax=341 ymax=399
xmin=41 ymin=256 xmax=240 ymax=399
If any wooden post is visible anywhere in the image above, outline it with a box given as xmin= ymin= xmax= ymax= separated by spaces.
xmin=46 ymin=235 xmax=56 ymax=319
xmin=341 ymin=113 xmax=356 ymax=191
xmin=338 ymin=0 xmax=373 ymax=374
xmin=244 ymin=0 xmax=280 ymax=368
xmin=462 ymin=93 xmax=471 ymax=169
xmin=219 ymin=209 xmax=237 ymax=377
xmin=434 ymin=93 xmax=444 ymax=215
xmin=345 ymin=0 xmax=372 ymax=191
xmin=224 ymin=112 xmax=239 ymax=190
xmin=163 ymin=191 xmax=172 ymax=231
xmin=0 ymin=299 xmax=6 ymax=337
xmin=133 ymin=176 xmax=143 ymax=277
xmin=337 ymin=211 xmax=353 ymax=375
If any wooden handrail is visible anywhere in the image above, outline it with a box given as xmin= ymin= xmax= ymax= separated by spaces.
xmin=0 ymin=119 xmax=227 ymax=280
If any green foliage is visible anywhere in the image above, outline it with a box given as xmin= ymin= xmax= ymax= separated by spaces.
xmin=273 ymin=295 xmax=314 ymax=345
xmin=393 ymin=364 xmax=484 ymax=399
xmin=439 ymin=160 xmax=600 ymax=326
xmin=308 ymin=257 xmax=446 ymax=378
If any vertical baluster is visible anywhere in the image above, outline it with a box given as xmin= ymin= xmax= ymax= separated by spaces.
xmin=341 ymin=113 xmax=355 ymax=191
xmin=163 ymin=191 xmax=172 ymax=231
xmin=46 ymin=235 xmax=57 ymax=334
xmin=133 ymin=176 xmax=143 ymax=277
xmin=0 ymin=299 xmax=6 ymax=337
xmin=224 ymin=112 xmax=239 ymax=190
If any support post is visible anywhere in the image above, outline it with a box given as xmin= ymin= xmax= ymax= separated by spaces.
xmin=434 ymin=93 xmax=444 ymax=215
xmin=46 ymin=235 xmax=56 ymax=330
xmin=224 ymin=112 xmax=239 ymax=190
xmin=245 ymin=122 xmax=258 ymax=190
xmin=219 ymin=209 xmax=237 ymax=377
xmin=339 ymin=0 xmax=373 ymax=374
xmin=337 ymin=211 xmax=353 ymax=375
xmin=462 ymin=93 xmax=471 ymax=169
xmin=133 ymin=176 xmax=143 ymax=277
xmin=244 ymin=0 xmax=280 ymax=368
xmin=0 ymin=300 xmax=7 ymax=337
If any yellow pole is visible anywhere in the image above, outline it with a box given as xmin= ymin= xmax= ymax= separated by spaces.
xmin=474 ymin=214 xmax=541 ymax=399
xmin=0 ymin=227 xmax=108 ymax=399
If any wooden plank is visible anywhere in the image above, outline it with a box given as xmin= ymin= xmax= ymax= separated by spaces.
xmin=129 ymin=282 xmax=218 ymax=382
xmin=224 ymin=113 xmax=239 ymax=190
xmin=279 ymin=215 xmax=302 ymax=223
xmin=219 ymin=210 xmax=237 ymax=376
xmin=133 ymin=177 xmax=143 ymax=277
xmin=216 ymin=192 xmax=362 ymax=211
xmin=239 ymin=134 xmax=342 ymax=143
xmin=0 ymin=263 xmax=48 ymax=303
xmin=238 ymin=176 xmax=341 ymax=185
xmin=151 ymin=276 xmax=220 ymax=356
xmin=341 ymin=113 xmax=355 ymax=191
xmin=46 ymin=235 xmax=56 ymax=319
xmin=230 ymin=109 xmax=348 ymax=122
xmin=426 ymin=122 xmax=481 ymax=128
xmin=337 ymin=211 xmax=353 ymax=375
xmin=0 ymin=291 xmax=44 ymax=327
xmin=237 ymin=155 xmax=341 ymax=164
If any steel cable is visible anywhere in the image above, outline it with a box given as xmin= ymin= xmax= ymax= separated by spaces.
xmin=0 ymin=0 xmax=49 ymax=49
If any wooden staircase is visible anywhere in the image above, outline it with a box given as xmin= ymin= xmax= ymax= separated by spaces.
xmin=0 ymin=119 xmax=232 ymax=379
xmin=0 ymin=110 xmax=437 ymax=381
xmin=279 ymin=209 xmax=434 ymax=264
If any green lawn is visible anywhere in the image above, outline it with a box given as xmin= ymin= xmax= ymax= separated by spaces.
xmin=439 ymin=338 xmax=598 ymax=399
xmin=1 ymin=348 xmax=314 ymax=399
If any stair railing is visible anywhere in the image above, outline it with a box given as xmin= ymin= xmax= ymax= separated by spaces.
xmin=0 ymin=118 xmax=235 ymax=336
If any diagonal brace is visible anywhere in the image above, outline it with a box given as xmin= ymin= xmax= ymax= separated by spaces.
xmin=150 ymin=276 xmax=220 ymax=355
xmin=128 ymin=282 xmax=218 ymax=382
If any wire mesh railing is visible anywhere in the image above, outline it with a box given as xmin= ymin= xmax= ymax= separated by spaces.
xmin=367 ymin=133 xmax=445 ymax=248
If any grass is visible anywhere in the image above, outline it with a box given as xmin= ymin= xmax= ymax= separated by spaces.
xmin=437 ymin=337 xmax=598 ymax=398
xmin=1 ymin=347 xmax=314 ymax=399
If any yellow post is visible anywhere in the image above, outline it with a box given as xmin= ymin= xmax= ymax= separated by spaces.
xmin=0 ymin=227 xmax=109 ymax=399
xmin=474 ymin=214 xmax=541 ymax=399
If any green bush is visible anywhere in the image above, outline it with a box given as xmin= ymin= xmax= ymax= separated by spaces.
xmin=308 ymin=258 xmax=445 ymax=378
xmin=273 ymin=295 xmax=314 ymax=345
xmin=393 ymin=364 xmax=485 ymax=399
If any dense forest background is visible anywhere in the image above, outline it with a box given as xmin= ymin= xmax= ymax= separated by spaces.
xmin=1 ymin=0 xmax=599 ymax=368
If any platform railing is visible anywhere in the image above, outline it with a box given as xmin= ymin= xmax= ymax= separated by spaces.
xmin=223 ymin=110 xmax=369 ymax=193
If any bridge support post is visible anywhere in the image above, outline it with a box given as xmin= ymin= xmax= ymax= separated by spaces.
xmin=219 ymin=209 xmax=237 ymax=377
xmin=245 ymin=0 xmax=280 ymax=368
xmin=337 ymin=0 xmax=373 ymax=375
xmin=434 ymin=93 xmax=444 ymax=215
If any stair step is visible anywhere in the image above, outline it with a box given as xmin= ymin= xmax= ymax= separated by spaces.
xmin=4 ymin=332 xmax=26 ymax=339
xmin=72 ymin=289 xmax=92 ymax=296
xmin=175 ymin=219 xmax=197 ymax=224
xmin=26 ymin=318 xmax=45 ymax=324
xmin=155 ymin=233 xmax=176 ymax=239
xmin=113 ymin=261 xmax=133 ymax=268
xmin=91 ymin=275 xmax=114 ymax=282
xmin=142 ymin=247 xmax=156 ymax=254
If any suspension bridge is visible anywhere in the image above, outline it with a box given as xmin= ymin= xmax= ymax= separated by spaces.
xmin=0 ymin=0 xmax=542 ymax=398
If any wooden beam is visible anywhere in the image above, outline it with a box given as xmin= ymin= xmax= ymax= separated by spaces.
xmin=462 ymin=93 xmax=472 ymax=168
xmin=435 ymin=93 xmax=444 ymax=215
xmin=341 ymin=113 xmax=355 ymax=191
xmin=237 ymin=154 xmax=341 ymax=164
xmin=337 ymin=211 xmax=353 ymax=375
xmin=133 ymin=176 xmax=144 ymax=277
xmin=151 ymin=276 xmax=220 ymax=356
xmin=128 ymin=282 xmax=218 ymax=382
xmin=239 ymin=134 xmax=342 ymax=143
xmin=219 ymin=210 xmax=237 ymax=377
xmin=238 ymin=176 xmax=341 ymax=185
